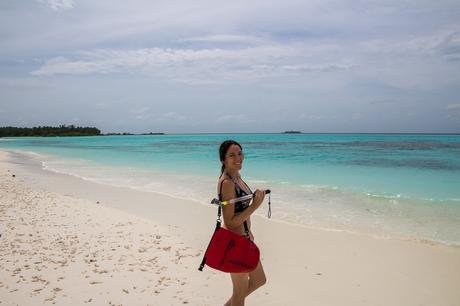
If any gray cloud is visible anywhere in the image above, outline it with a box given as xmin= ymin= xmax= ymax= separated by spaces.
xmin=28 ymin=26 xmax=459 ymax=90
xmin=446 ymin=103 xmax=460 ymax=110
xmin=1 ymin=0 xmax=460 ymax=133
xmin=29 ymin=44 xmax=354 ymax=84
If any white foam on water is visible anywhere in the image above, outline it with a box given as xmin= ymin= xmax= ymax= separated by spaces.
xmin=14 ymin=149 xmax=460 ymax=246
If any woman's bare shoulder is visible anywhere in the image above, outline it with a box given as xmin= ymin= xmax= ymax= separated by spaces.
xmin=217 ymin=176 xmax=233 ymax=193
xmin=219 ymin=177 xmax=236 ymax=200
xmin=218 ymin=175 xmax=235 ymax=187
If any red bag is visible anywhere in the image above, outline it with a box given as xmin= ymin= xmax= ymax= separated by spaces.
xmin=198 ymin=207 xmax=260 ymax=273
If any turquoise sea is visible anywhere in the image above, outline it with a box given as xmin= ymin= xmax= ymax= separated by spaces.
xmin=1 ymin=133 xmax=460 ymax=245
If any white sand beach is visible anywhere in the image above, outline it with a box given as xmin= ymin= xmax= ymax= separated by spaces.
xmin=1 ymin=150 xmax=459 ymax=306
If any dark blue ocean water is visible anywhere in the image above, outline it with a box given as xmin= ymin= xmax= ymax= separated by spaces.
xmin=2 ymin=133 xmax=459 ymax=244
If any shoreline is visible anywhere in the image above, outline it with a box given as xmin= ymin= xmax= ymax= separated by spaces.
xmin=5 ymin=149 xmax=460 ymax=248
xmin=1 ymin=150 xmax=460 ymax=305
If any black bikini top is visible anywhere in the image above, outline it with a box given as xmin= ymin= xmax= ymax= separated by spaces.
xmin=218 ymin=175 xmax=252 ymax=214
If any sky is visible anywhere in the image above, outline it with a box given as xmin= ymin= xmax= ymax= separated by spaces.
xmin=1 ymin=0 xmax=460 ymax=133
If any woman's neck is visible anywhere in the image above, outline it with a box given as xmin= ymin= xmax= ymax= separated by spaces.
xmin=224 ymin=169 xmax=240 ymax=180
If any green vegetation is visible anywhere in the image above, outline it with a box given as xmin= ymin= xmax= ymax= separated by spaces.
xmin=0 ymin=125 xmax=101 ymax=137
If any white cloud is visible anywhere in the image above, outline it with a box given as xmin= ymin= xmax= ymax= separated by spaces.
xmin=280 ymin=63 xmax=353 ymax=73
xmin=215 ymin=114 xmax=247 ymax=123
xmin=30 ymin=44 xmax=353 ymax=84
xmin=93 ymin=102 xmax=109 ymax=110
xmin=2 ymin=1 xmax=460 ymax=132
xmin=130 ymin=107 xmax=151 ymax=114
xmin=39 ymin=0 xmax=75 ymax=11
xmin=130 ymin=107 xmax=152 ymax=120
xmin=27 ymin=21 xmax=460 ymax=88
xmin=31 ymin=56 xmax=102 ymax=75
xmin=161 ymin=112 xmax=185 ymax=121
xmin=134 ymin=114 xmax=149 ymax=120
xmin=359 ymin=26 xmax=460 ymax=59
xmin=178 ymin=34 xmax=268 ymax=45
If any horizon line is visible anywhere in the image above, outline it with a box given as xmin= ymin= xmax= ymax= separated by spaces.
xmin=101 ymin=132 xmax=460 ymax=135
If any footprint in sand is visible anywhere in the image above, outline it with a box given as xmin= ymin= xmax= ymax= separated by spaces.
xmin=89 ymin=281 xmax=102 ymax=285
xmin=44 ymin=295 xmax=56 ymax=303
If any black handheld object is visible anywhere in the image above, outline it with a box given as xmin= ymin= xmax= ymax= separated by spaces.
xmin=211 ymin=189 xmax=271 ymax=205
xmin=210 ymin=189 xmax=272 ymax=218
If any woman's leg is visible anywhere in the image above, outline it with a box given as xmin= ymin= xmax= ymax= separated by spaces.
xmin=223 ymin=261 xmax=266 ymax=306
xmin=247 ymin=261 xmax=267 ymax=295
xmin=224 ymin=272 xmax=249 ymax=306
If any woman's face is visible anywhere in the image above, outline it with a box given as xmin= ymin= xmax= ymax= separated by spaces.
xmin=223 ymin=144 xmax=244 ymax=172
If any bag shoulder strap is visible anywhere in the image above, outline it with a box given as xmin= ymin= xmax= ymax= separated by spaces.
xmin=218 ymin=177 xmax=250 ymax=238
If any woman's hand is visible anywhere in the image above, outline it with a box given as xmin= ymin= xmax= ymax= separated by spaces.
xmin=251 ymin=189 xmax=266 ymax=208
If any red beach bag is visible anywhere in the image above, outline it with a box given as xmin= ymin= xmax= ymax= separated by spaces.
xmin=198 ymin=207 xmax=259 ymax=273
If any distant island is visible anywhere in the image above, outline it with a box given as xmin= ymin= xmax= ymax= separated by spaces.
xmin=104 ymin=132 xmax=164 ymax=136
xmin=0 ymin=125 xmax=101 ymax=137
xmin=141 ymin=132 xmax=165 ymax=135
xmin=282 ymin=130 xmax=302 ymax=134
xmin=0 ymin=126 xmax=165 ymax=137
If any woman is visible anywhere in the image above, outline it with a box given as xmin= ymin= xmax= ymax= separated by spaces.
xmin=218 ymin=140 xmax=267 ymax=306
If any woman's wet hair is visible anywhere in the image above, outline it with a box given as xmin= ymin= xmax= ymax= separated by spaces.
xmin=219 ymin=140 xmax=242 ymax=174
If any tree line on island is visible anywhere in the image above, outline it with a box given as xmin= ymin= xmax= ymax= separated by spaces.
xmin=0 ymin=125 xmax=101 ymax=137
xmin=1 ymin=125 xmax=301 ymax=137
xmin=0 ymin=125 xmax=166 ymax=137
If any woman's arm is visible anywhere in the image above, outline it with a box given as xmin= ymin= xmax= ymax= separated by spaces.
xmin=221 ymin=180 xmax=265 ymax=229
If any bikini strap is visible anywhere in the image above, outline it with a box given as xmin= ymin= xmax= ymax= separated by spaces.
xmin=224 ymin=173 xmax=251 ymax=195
xmin=219 ymin=175 xmax=241 ymax=199
xmin=239 ymin=178 xmax=253 ymax=194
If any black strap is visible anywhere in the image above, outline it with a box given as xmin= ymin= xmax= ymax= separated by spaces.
xmin=198 ymin=206 xmax=222 ymax=271
xmin=268 ymin=192 xmax=271 ymax=218
xmin=243 ymin=220 xmax=250 ymax=238
xmin=218 ymin=178 xmax=227 ymax=201
xmin=218 ymin=177 xmax=250 ymax=236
